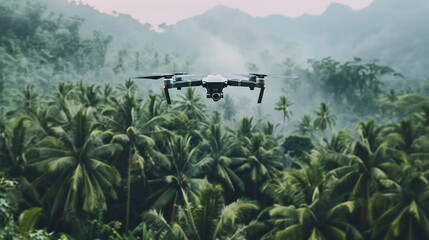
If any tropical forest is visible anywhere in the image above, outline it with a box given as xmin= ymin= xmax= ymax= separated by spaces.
xmin=1 ymin=0 xmax=429 ymax=239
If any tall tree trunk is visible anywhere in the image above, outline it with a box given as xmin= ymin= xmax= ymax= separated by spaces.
xmin=170 ymin=190 xmax=179 ymax=224
xmin=125 ymin=147 xmax=132 ymax=232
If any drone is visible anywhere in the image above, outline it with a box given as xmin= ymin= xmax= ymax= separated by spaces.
xmin=135 ymin=72 xmax=297 ymax=104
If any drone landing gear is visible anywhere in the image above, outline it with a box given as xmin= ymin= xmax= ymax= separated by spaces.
xmin=163 ymin=85 xmax=171 ymax=104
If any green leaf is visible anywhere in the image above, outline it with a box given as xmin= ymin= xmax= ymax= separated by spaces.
xmin=19 ymin=207 xmax=43 ymax=232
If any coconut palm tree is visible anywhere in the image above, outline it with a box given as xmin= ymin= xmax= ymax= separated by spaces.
xmin=293 ymin=114 xmax=315 ymax=138
xmin=141 ymin=210 xmax=188 ymax=240
xmin=234 ymin=133 xmax=283 ymax=199
xmin=415 ymin=102 xmax=429 ymax=127
xmin=196 ymin=124 xmax=244 ymax=192
xmin=274 ymin=96 xmax=293 ymax=125
xmin=219 ymin=94 xmax=237 ymax=121
xmin=5 ymin=84 xmax=39 ymax=118
xmin=75 ymin=80 xmax=101 ymax=109
xmin=262 ymin=163 xmax=325 ymax=206
xmin=103 ymin=82 xmax=169 ymax=231
xmin=327 ymin=131 xmax=398 ymax=227
xmin=371 ymin=168 xmax=429 ymax=240
xmin=47 ymin=82 xmax=75 ymax=124
xmin=147 ymin=135 xmax=202 ymax=224
xmin=261 ymin=164 xmax=363 ymax=240
xmin=231 ymin=117 xmax=256 ymax=140
xmin=0 ymin=117 xmax=34 ymax=177
xmin=314 ymin=129 xmax=354 ymax=171
xmin=356 ymin=118 xmax=385 ymax=153
xmin=387 ymin=119 xmax=429 ymax=157
xmin=174 ymin=88 xmax=207 ymax=121
xmin=143 ymin=183 xmax=258 ymax=240
xmin=28 ymin=107 xmax=120 ymax=227
xmin=181 ymin=183 xmax=259 ymax=240
xmin=313 ymin=102 xmax=336 ymax=137
xmin=387 ymin=89 xmax=397 ymax=103
xmin=261 ymin=197 xmax=362 ymax=240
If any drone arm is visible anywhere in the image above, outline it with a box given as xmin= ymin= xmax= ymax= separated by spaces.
xmin=173 ymin=80 xmax=203 ymax=88
xmin=227 ymin=79 xmax=257 ymax=87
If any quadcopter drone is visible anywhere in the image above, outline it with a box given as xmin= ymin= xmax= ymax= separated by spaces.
xmin=135 ymin=72 xmax=297 ymax=104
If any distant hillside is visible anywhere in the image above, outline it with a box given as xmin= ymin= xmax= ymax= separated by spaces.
xmin=35 ymin=0 xmax=429 ymax=76
xmin=33 ymin=0 xmax=157 ymax=46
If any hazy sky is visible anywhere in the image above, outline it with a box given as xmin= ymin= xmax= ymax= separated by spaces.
xmin=71 ymin=0 xmax=373 ymax=27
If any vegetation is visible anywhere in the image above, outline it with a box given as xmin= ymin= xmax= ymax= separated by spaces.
xmin=1 ymin=0 xmax=429 ymax=239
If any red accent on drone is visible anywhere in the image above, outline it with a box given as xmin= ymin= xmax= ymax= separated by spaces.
xmin=264 ymin=84 xmax=267 ymax=88
xmin=163 ymin=85 xmax=166 ymax=89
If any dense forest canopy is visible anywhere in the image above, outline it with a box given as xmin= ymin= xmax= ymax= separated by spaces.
xmin=1 ymin=0 xmax=429 ymax=239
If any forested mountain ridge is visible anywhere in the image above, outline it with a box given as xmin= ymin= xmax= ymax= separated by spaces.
xmin=34 ymin=0 xmax=429 ymax=76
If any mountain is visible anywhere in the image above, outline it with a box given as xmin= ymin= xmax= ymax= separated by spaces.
xmin=33 ymin=0 xmax=157 ymax=46
xmin=34 ymin=0 xmax=429 ymax=76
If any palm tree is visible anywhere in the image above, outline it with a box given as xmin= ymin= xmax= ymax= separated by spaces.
xmin=117 ymin=78 xmax=138 ymax=94
xmin=387 ymin=89 xmax=397 ymax=103
xmin=147 ymin=135 xmax=202 ymax=224
xmin=112 ymin=125 xmax=169 ymax=232
xmin=232 ymin=117 xmax=256 ymax=140
xmin=5 ymin=84 xmax=39 ymax=118
xmin=313 ymin=102 xmax=336 ymax=137
xmin=314 ymin=129 xmax=354 ymax=171
xmin=327 ymin=131 xmax=397 ymax=227
xmin=274 ymin=96 xmax=293 ymax=125
xmin=75 ymin=80 xmax=101 ymax=108
xmin=262 ymin=163 xmax=325 ymax=206
xmin=181 ymin=183 xmax=258 ymax=240
xmin=196 ymin=124 xmax=244 ymax=192
xmin=47 ymin=82 xmax=75 ymax=124
xmin=293 ymin=114 xmax=315 ymax=138
xmin=174 ymin=88 xmax=207 ymax=121
xmin=261 ymin=198 xmax=362 ymax=240
xmin=234 ymin=133 xmax=283 ymax=199
xmin=141 ymin=210 xmax=187 ymax=240
xmin=261 ymin=164 xmax=362 ymax=240
xmin=0 ymin=117 xmax=34 ymax=177
xmin=28 ymin=107 xmax=120 ymax=227
xmin=415 ymin=102 xmax=429 ymax=127
xmin=356 ymin=118 xmax=385 ymax=152
xmin=100 ymin=83 xmax=116 ymax=105
xmin=384 ymin=119 xmax=429 ymax=179
xmin=371 ymin=168 xmax=429 ymax=240
xmin=103 ymin=82 xmax=168 ymax=231
xmin=387 ymin=119 xmax=428 ymax=157
xmin=219 ymin=94 xmax=237 ymax=121
xmin=142 ymin=93 xmax=170 ymax=121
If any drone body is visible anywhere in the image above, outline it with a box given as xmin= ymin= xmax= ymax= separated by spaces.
xmin=135 ymin=73 xmax=296 ymax=104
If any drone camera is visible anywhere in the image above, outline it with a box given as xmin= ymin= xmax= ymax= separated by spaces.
xmin=212 ymin=92 xmax=223 ymax=101
xmin=206 ymin=91 xmax=223 ymax=101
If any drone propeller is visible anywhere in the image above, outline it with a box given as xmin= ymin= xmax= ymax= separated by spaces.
xmin=174 ymin=74 xmax=203 ymax=80
xmin=230 ymin=73 xmax=297 ymax=79
xmin=152 ymin=72 xmax=187 ymax=76
xmin=230 ymin=73 xmax=266 ymax=78
xmin=134 ymin=73 xmax=202 ymax=80
xmin=134 ymin=75 xmax=165 ymax=80
xmin=267 ymin=75 xmax=298 ymax=79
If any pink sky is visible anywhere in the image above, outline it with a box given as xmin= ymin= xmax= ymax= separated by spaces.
xmin=71 ymin=0 xmax=373 ymax=27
